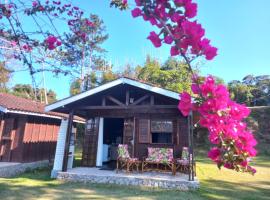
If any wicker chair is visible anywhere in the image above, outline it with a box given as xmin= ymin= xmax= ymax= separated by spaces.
xmin=175 ymin=147 xmax=196 ymax=175
xmin=116 ymin=144 xmax=140 ymax=173
xmin=142 ymin=147 xmax=175 ymax=175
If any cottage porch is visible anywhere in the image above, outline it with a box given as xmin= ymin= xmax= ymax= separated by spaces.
xmin=47 ymin=78 xmax=197 ymax=188
xmin=57 ymin=167 xmax=199 ymax=190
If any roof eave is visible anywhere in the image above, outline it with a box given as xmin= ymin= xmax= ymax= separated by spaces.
xmin=0 ymin=105 xmax=7 ymax=113
xmin=2 ymin=108 xmax=85 ymax=124
xmin=45 ymin=77 xmax=180 ymax=112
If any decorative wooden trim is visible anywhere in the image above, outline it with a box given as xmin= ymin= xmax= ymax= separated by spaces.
xmin=45 ymin=77 xmax=179 ymax=112
xmin=106 ymin=95 xmax=125 ymax=106
xmin=131 ymin=95 xmax=149 ymax=105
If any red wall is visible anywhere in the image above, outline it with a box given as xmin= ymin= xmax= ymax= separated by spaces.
xmin=0 ymin=113 xmax=60 ymax=162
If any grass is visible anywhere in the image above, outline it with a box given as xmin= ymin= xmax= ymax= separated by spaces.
xmin=0 ymin=155 xmax=269 ymax=199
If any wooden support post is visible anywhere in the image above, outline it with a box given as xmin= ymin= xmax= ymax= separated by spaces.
xmin=150 ymin=95 xmax=154 ymax=105
xmin=188 ymin=112 xmax=195 ymax=181
xmin=102 ymin=96 xmax=106 ymax=106
xmin=188 ymin=113 xmax=191 ymax=181
xmin=62 ymin=110 xmax=74 ymax=172
xmin=191 ymin=111 xmax=195 ymax=181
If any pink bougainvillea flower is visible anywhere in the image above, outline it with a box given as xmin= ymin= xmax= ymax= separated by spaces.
xmin=46 ymin=35 xmax=61 ymax=50
xmin=178 ymin=92 xmax=192 ymax=116
xmin=247 ymin=166 xmax=257 ymax=174
xmin=135 ymin=0 xmax=142 ymax=6
xmin=147 ymin=31 xmax=161 ymax=48
xmin=131 ymin=8 xmax=142 ymax=18
xmin=22 ymin=44 xmax=32 ymax=52
xmin=184 ymin=2 xmax=197 ymax=18
xmin=56 ymin=40 xmax=62 ymax=46
xmin=208 ymin=147 xmax=220 ymax=162
xmin=171 ymin=12 xmax=182 ymax=23
xmin=191 ymin=83 xmax=200 ymax=94
xmin=228 ymin=101 xmax=250 ymax=120
xmin=224 ymin=163 xmax=234 ymax=169
xmin=164 ymin=35 xmax=173 ymax=44
xmin=180 ymin=75 xmax=257 ymax=174
xmin=32 ymin=1 xmax=38 ymax=7
xmin=205 ymin=45 xmax=218 ymax=60
xmin=149 ymin=17 xmax=158 ymax=26
xmin=170 ymin=46 xmax=180 ymax=56
xmin=85 ymin=19 xmax=94 ymax=27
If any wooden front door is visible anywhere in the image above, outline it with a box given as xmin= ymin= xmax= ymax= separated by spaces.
xmin=81 ymin=118 xmax=99 ymax=167
xmin=123 ymin=117 xmax=135 ymax=157
xmin=0 ymin=118 xmax=15 ymax=162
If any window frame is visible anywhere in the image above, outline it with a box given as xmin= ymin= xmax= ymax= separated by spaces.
xmin=150 ymin=119 xmax=173 ymax=145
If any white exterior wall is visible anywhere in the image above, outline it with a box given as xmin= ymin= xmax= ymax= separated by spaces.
xmin=51 ymin=119 xmax=68 ymax=178
xmin=96 ymin=117 xmax=104 ymax=167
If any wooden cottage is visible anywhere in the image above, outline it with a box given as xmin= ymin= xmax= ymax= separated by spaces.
xmin=46 ymin=77 xmax=193 ymax=175
xmin=0 ymin=93 xmax=84 ymax=163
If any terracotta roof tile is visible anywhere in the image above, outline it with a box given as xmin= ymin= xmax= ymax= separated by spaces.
xmin=0 ymin=93 xmax=84 ymax=122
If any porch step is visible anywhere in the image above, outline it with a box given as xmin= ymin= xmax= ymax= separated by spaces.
xmin=57 ymin=167 xmax=199 ymax=191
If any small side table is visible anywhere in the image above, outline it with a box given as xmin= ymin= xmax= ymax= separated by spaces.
xmin=127 ymin=160 xmax=142 ymax=173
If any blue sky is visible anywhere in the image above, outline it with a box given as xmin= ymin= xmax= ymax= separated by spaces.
xmin=12 ymin=0 xmax=270 ymax=99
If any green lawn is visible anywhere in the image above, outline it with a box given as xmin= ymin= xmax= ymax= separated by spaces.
xmin=0 ymin=156 xmax=269 ymax=200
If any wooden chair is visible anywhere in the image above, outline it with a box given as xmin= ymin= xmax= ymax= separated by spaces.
xmin=175 ymin=147 xmax=196 ymax=175
xmin=116 ymin=144 xmax=140 ymax=173
xmin=142 ymin=147 xmax=175 ymax=175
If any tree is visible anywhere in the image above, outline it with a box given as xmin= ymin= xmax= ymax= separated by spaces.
xmin=228 ymin=80 xmax=254 ymax=106
xmin=70 ymin=79 xmax=83 ymax=96
xmin=100 ymin=70 xmax=118 ymax=85
xmin=45 ymin=89 xmax=57 ymax=104
xmin=229 ymin=75 xmax=270 ymax=106
xmin=137 ymin=56 xmax=193 ymax=93
xmin=0 ymin=1 xmax=109 ymax=98
xmin=12 ymin=84 xmax=57 ymax=103
xmin=61 ymin=14 xmax=109 ymax=81
xmin=0 ymin=62 xmax=12 ymax=93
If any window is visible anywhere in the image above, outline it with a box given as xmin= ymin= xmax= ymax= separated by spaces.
xmin=151 ymin=120 xmax=173 ymax=144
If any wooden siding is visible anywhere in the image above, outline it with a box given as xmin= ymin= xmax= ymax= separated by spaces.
xmin=79 ymin=85 xmax=189 ymax=165
xmin=0 ymin=113 xmax=60 ymax=162
xmin=135 ymin=117 xmax=185 ymax=160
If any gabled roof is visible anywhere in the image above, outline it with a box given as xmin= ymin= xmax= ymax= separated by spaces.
xmin=0 ymin=93 xmax=85 ymax=123
xmin=45 ymin=77 xmax=180 ymax=112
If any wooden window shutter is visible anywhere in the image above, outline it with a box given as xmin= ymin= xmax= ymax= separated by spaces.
xmin=138 ymin=119 xmax=150 ymax=143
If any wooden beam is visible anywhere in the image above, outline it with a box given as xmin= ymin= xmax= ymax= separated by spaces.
xmin=62 ymin=110 xmax=74 ymax=172
xmin=106 ymin=95 xmax=125 ymax=106
xmin=87 ymin=112 xmax=178 ymax=118
xmin=78 ymin=105 xmax=177 ymax=110
xmin=131 ymin=95 xmax=149 ymax=105
xmin=125 ymin=90 xmax=130 ymax=105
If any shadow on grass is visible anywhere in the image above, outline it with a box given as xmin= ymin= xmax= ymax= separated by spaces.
xmin=0 ymin=167 xmax=204 ymax=200
xmin=199 ymin=179 xmax=270 ymax=200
